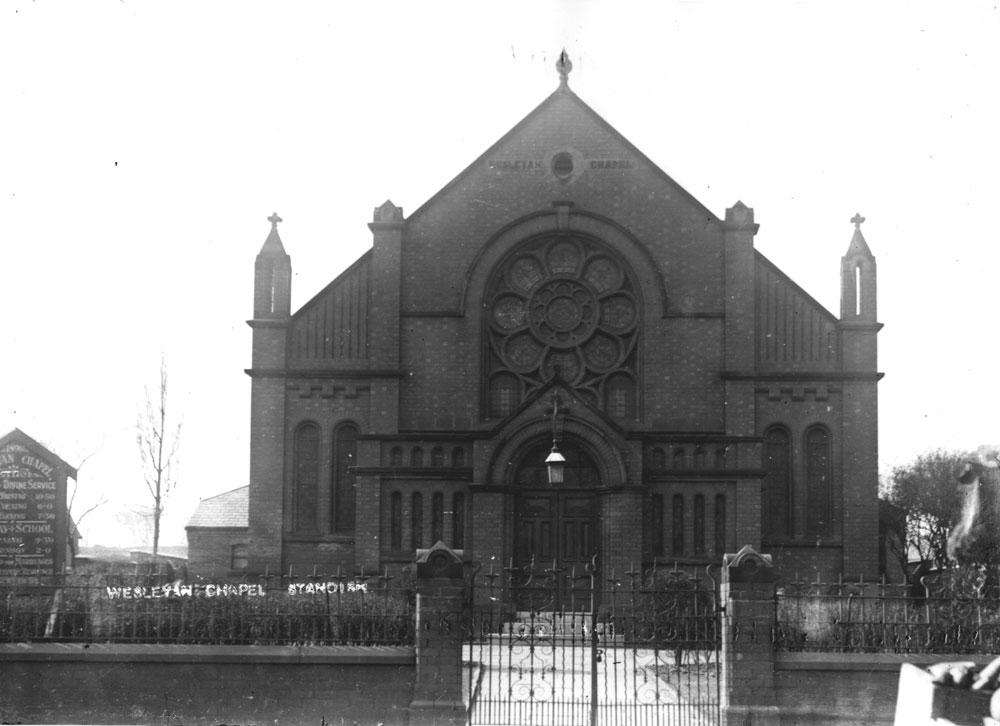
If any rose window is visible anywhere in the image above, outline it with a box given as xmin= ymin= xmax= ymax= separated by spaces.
xmin=486 ymin=236 xmax=639 ymax=417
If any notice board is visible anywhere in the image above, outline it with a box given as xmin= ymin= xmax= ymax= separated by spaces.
xmin=0 ymin=429 xmax=75 ymax=581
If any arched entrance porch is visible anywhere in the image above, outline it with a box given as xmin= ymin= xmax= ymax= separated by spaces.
xmin=511 ymin=439 xmax=601 ymax=608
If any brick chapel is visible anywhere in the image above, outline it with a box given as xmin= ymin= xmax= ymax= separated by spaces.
xmin=187 ymin=56 xmax=882 ymax=582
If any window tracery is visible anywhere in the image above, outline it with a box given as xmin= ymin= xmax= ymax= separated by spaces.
xmin=485 ymin=235 xmax=640 ymax=416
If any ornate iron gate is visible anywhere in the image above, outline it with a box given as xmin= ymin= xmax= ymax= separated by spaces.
xmin=465 ymin=558 xmax=721 ymax=726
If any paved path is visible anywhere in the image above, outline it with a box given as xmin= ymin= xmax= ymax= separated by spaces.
xmin=465 ymin=642 xmax=718 ymax=726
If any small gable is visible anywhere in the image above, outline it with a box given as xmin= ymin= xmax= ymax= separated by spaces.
xmin=0 ymin=428 xmax=77 ymax=478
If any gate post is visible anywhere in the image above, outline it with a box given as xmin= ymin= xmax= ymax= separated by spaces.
xmin=720 ymin=545 xmax=780 ymax=726
xmin=409 ymin=541 xmax=467 ymax=726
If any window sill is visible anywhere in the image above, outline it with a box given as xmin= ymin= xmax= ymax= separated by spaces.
xmin=283 ymin=534 xmax=356 ymax=544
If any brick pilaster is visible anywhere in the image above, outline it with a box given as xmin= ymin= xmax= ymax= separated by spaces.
xmin=721 ymin=545 xmax=779 ymax=726
xmin=410 ymin=543 xmax=467 ymax=726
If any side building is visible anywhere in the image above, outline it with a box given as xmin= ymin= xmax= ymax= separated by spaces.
xmin=186 ymin=486 xmax=249 ymax=577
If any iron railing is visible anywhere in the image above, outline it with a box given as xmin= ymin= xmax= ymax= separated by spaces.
xmin=0 ymin=571 xmax=414 ymax=646
xmin=465 ymin=559 xmax=721 ymax=726
xmin=775 ymin=569 xmax=1000 ymax=654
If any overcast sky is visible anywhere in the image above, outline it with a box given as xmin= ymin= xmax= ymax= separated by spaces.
xmin=2 ymin=1 xmax=999 ymax=547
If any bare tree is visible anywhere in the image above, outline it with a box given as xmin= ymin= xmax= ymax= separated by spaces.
xmin=66 ymin=444 xmax=109 ymax=558
xmin=136 ymin=356 xmax=181 ymax=557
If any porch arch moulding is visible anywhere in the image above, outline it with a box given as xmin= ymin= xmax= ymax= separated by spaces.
xmin=484 ymin=416 xmax=629 ymax=490
xmin=458 ymin=207 xmax=670 ymax=319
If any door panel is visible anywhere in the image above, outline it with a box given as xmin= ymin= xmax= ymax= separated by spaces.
xmin=516 ymin=491 xmax=598 ymax=608
xmin=516 ymin=495 xmax=555 ymax=567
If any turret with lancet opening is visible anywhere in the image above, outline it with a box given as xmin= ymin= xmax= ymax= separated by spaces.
xmin=838 ymin=212 xmax=881 ymax=372
xmin=840 ymin=212 xmax=877 ymax=323
xmin=253 ymin=212 xmax=292 ymax=319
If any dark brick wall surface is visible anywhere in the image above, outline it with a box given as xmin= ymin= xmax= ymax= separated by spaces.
xmin=186 ymin=529 xmax=248 ymax=577
xmin=0 ymin=645 xmax=413 ymax=726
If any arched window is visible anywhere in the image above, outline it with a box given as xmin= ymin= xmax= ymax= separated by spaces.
xmin=763 ymin=426 xmax=792 ymax=541
xmin=490 ymin=373 xmax=519 ymax=418
xmin=452 ymin=492 xmax=465 ymax=549
xmin=650 ymin=447 xmax=666 ymax=470
xmin=806 ymin=426 xmax=833 ymax=536
xmin=672 ymin=448 xmax=686 ymax=469
xmin=431 ymin=447 xmax=445 ymax=468
xmin=389 ymin=491 xmax=402 ymax=551
xmin=293 ymin=422 xmax=320 ymax=533
xmin=451 ymin=447 xmax=466 ymax=468
xmin=331 ymin=423 xmax=357 ymax=533
xmin=671 ymin=494 xmax=685 ymax=555
xmin=714 ymin=447 xmax=727 ymax=469
xmin=432 ymin=492 xmax=444 ymax=544
xmin=410 ymin=447 xmax=424 ymax=468
xmin=651 ymin=493 xmax=664 ymax=556
xmin=390 ymin=446 xmax=403 ymax=467
xmin=714 ymin=494 xmax=727 ymax=554
xmin=605 ymin=374 xmax=635 ymax=419
xmin=411 ymin=492 xmax=423 ymax=550
xmin=694 ymin=447 xmax=706 ymax=469
xmin=693 ymin=494 xmax=706 ymax=555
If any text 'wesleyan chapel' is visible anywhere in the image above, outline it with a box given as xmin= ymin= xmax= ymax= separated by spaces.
xmin=187 ymin=58 xmax=881 ymax=582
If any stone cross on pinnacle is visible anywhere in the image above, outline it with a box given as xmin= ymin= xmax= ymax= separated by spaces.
xmin=268 ymin=212 xmax=283 ymax=230
xmin=851 ymin=213 xmax=865 ymax=230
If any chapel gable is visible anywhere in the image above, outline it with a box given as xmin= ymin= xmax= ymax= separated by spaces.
xmin=398 ymin=71 xmax=722 ymax=317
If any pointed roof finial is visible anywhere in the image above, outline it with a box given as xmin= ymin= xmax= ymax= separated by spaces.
xmin=259 ymin=211 xmax=287 ymax=256
xmin=845 ymin=212 xmax=873 ymax=258
xmin=556 ymin=49 xmax=573 ymax=88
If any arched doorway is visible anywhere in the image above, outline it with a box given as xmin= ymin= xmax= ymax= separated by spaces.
xmin=513 ymin=439 xmax=600 ymax=607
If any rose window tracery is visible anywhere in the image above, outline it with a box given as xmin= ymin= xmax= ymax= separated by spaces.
xmin=486 ymin=236 xmax=639 ymax=418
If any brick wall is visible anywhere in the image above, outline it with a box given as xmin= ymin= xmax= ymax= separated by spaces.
xmin=186 ymin=528 xmax=247 ymax=577
xmin=0 ymin=644 xmax=413 ymax=725
xmin=773 ymin=653 xmax=993 ymax=725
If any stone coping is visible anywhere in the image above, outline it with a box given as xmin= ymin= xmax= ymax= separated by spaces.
xmin=0 ymin=642 xmax=414 ymax=665
xmin=776 ymin=652 xmax=998 ymax=671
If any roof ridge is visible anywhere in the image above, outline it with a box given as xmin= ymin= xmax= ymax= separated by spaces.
xmin=199 ymin=484 xmax=249 ymax=502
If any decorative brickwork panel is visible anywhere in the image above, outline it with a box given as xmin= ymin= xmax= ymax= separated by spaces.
xmin=756 ymin=255 xmax=839 ymax=370
xmin=289 ymin=254 xmax=371 ymax=363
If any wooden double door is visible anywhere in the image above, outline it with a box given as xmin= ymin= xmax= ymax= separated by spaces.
xmin=515 ymin=490 xmax=598 ymax=608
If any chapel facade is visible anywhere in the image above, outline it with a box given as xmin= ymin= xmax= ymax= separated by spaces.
xmin=204 ymin=58 xmax=882 ymax=582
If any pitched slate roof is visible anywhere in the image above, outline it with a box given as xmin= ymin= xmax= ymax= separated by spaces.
xmin=186 ymin=486 xmax=249 ymax=529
